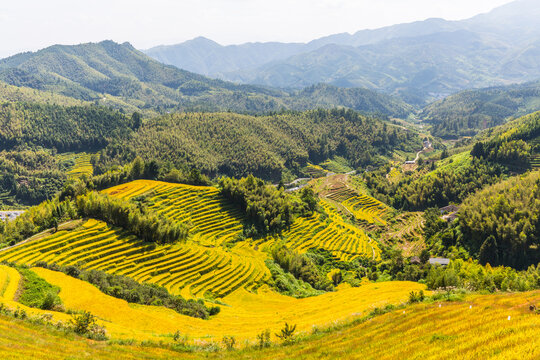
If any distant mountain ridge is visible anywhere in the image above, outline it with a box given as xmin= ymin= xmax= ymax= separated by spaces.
xmin=0 ymin=42 xmax=413 ymax=117
xmin=144 ymin=0 xmax=540 ymax=103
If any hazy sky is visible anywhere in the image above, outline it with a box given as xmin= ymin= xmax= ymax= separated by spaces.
xmin=0 ymin=0 xmax=514 ymax=57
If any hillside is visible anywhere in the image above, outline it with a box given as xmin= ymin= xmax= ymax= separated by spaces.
xmin=0 ymin=41 xmax=291 ymax=114
xmin=459 ymin=170 xmax=540 ymax=268
xmin=0 ymin=81 xmax=87 ymax=106
xmin=97 ymin=109 xmax=421 ymax=181
xmin=0 ymin=274 xmax=537 ymax=359
xmin=0 ymin=178 xmax=385 ymax=298
xmin=421 ymin=80 xmax=540 ymax=138
xmin=0 ymin=42 xmax=413 ymax=117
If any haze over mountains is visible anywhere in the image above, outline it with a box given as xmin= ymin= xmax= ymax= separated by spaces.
xmin=145 ymin=0 xmax=540 ymax=104
xmin=0 ymin=41 xmax=412 ymax=117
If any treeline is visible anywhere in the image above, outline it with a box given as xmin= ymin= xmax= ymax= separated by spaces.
xmin=459 ymin=170 xmax=540 ymax=269
xmin=97 ymin=109 xmax=420 ymax=182
xmin=0 ymin=181 xmax=188 ymax=248
xmin=425 ymin=260 xmax=540 ymax=292
xmin=361 ymin=249 xmax=540 ymax=294
xmin=76 ymin=192 xmax=189 ymax=244
xmin=33 ymin=263 xmax=218 ymax=319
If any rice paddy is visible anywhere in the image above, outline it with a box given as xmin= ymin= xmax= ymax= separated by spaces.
xmin=2 ymin=264 xmax=426 ymax=343
xmin=261 ymin=202 xmax=381 ymax=262
xmin=103 ymin=180 xmax=245 ymax=246
xmin=0 ymin=220 xmax=270 ymax=300
xmin=57 ymin=152 xmax=96 ymax=178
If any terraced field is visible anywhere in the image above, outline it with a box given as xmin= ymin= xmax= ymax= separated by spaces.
xmin=342 ymin=194 xmax=388 ymax=225
xmin=2 ymin=264 xmax=426 ymax=343
xmin=103 ymin=180 xmax=245 ymax=246
xmin=57 ymin=152 xmax=95 ymax=178
xmin=260 ymin=201 xmax=381 ymax=262
xmin=0 ymin=220 xmax=270 ymax=299
xmin=304 ymin=163 xmax=327 ymax=178
xmin=322 ymin=177 xmax=388 ymax=225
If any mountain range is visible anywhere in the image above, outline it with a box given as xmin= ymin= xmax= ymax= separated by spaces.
xmin=0 ymin=41 xmax=412 ymax=117
xmin=145 ymin=0 xmax=540 ymax=104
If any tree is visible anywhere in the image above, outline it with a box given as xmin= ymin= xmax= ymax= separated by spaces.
xmin=420 ymin=249 xmax=430 ymax=264
xmin=300 ymin=188 xmax=317 ymax=213
xmin=131 ymin=112 xmax=142 ymax=129
xmin=130 ymin=156 xmax=144 ymax=179
xmin=479 ymin=235 xmax=499 ymax=266
xmin=441 ymin=148 xmax=449 ymax=159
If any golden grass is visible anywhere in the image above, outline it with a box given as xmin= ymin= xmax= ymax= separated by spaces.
xmin=30 ymin=268 xmax=425 ymax=343
xmin=0 ymin=314 xmax=180 ymax=360
xmin=0 ymin=287 xmax=539 ymax=359
xmin=228 ymin=290 xmax=540 ymax=360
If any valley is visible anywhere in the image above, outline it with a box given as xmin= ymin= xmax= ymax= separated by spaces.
xmin=1 ymin=0 xmax=540 ymax=358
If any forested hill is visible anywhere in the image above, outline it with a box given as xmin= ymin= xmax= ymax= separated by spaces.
xmin=0 ymin=102 xmax=133 ymax=152
xmin=0 ymin=41 xmax=287 ymax=113
xmin=420 ymin=80 xmax=540 ymax=138
xmin=0 ymin=42 xmax=413 ymax=118
xmin=97 ymin=109 xmax=420 ymax=181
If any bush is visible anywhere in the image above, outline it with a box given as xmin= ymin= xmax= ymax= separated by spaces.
xmin=222 ymin=336 xmax=236 ymax=350
xmin=275 ymin=322 xmax=296 ymax=344
xmin=70 ymin=311 xmax=107 ymax=340
xmin=257 ymin=329 xmax=271 ymax=349
xmin=408 ymin=290 xmax=425 ymax=304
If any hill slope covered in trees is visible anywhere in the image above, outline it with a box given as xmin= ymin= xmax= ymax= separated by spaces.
xmin=97 ymin=109 xmax=420 ymax=181
xmin=421 ymin=81 xmax=540 ymax=138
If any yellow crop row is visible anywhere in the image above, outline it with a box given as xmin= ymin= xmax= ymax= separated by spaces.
xmin=57 ymin=152 xmax=96 ymax=178
xmin=103 ymin=180 xmax=244 ymax=246
xmin=342 ymin=194 xmax=388 ymax=225
xmin=0 ymin=220 xmax=270 ymax=300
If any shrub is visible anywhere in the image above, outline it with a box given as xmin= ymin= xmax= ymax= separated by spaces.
xmin=275 ymin=323 xmax=296 ymax=344
xmin=408 ymin=290 xmax=425 ymax=304
xmin=257 ymin=329 xmax=271 ymax=349
xmin=70 ymin=311 xmax=107 ymax=340
xmin=222 ymin=336 xmax=236 ymax=350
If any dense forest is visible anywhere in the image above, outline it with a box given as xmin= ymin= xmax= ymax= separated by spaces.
xmin=459 ymin=170 xmax=540 ymax=269
xmin=421 ymin=81 xmax=540 ymax=138
xmin=0 ymin=148 xmax=67 ymax=205
xmin=97 ymin=109 xmax=420 ymax=182
xmin=0 ymin=102 xmax=134 ymax=152
xmin=364 ymin=153 xmax=506 ymax=210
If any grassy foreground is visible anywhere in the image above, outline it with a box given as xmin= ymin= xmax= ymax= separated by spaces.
xmin=0 ymin=290 xmax=538 ymax=359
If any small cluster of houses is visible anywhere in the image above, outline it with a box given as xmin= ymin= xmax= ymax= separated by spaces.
xmin=440 ymin=204 xmax=459 ymax=222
